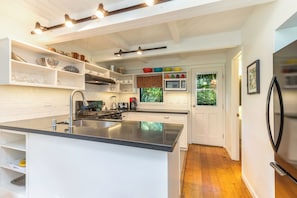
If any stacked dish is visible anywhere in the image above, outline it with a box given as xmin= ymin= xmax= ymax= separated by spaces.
xmin=164 ymin=67 xmax=172 ymax=72
xmin=173 ymin=67 xmax=182 ymax=71
xmin=153 ymin=67 xmax=163 ymax=72
xmin=143 ymin=68 xmax=153 ymax=73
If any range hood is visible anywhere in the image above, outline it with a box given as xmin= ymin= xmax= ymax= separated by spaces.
xmin=85 ymin=74 xmax=116 ymax=85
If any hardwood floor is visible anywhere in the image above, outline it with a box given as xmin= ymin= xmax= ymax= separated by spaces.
xmin=181 ymin=144 xmax=252 ymax=198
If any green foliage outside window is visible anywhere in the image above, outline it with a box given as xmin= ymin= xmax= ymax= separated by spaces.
xmin=140 ymin=88 xmax=163 ymax=102
xmin=197 ymin=90 xmax=216 ymax=105
xmin=197 ymin=73 xmax=217 ymax=106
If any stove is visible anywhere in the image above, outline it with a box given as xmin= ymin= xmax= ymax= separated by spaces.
xmin=76 ymin=101 xmax=122 ymax=121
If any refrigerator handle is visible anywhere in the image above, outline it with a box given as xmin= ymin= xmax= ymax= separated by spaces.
xmin=274 ymin=78 xmax=285 ymax=152
xmin=266 ymin=76 xmax=285 ymax=152
xmin=270 ymin=162 xmax=286 ymax=176
xmin=270 ymin=162 xmax=297 ymax=184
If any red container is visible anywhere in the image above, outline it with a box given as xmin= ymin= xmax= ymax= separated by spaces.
xmin=143 ymin=68 xmax=153 ymax=73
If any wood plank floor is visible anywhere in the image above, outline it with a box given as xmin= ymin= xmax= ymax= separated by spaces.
xmin=181 ymin=144 xmax=252 ymax=198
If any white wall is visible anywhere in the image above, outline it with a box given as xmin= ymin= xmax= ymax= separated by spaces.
xmin=0 ymin=6 xmax=74 ymax=123
xmin=113 ymin=52 xmax=227 ymax=111
xmin=241 ymin=1 xmax=297 ymax=197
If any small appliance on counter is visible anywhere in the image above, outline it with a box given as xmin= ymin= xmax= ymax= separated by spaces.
xmin=110 ymin=96 xmax=117 ymax=110
xmin=118 ymin=102 xmax=129 ymax=111
xmin=129 ymin=97 xmax=137 ymax=110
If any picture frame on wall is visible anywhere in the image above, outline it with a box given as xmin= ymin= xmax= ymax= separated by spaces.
xmin=247 ymin=59 xmax=260 ymax=94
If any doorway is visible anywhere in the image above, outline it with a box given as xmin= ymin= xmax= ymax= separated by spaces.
xmin=191 ymin=66 xmax=225 ymax=146
xmin=230 ymin=52 xmax=242 ymax=161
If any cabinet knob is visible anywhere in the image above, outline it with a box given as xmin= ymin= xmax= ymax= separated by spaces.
xmin=164 ymin=116 xmax=170 ymax=119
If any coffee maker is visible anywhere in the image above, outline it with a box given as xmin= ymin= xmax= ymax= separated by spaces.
xmin=129 ymin=97 xmax=137 ymax=110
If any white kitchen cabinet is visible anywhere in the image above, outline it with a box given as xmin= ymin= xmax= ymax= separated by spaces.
xmin=110 ymin=71 xmax=135 ymax=93
xmin=0 ymin=130 xmax=27 ymax=198
xmin=122 ymin=112 xmax=188 ymax=150
xmin=0 ymin=37 xmax=85 ymax=90
xmin=163 ymin=71 xmax=188 ymax=91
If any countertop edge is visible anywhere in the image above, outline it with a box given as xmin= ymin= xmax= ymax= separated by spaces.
xmin=124 ymin=109 xmax=189 ymax=114
xmin=0 ymin=124 xmax=177 ymax=152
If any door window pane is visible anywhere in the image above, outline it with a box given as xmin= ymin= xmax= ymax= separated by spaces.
xmin=196 ymin=73 xmax=217 ymax=106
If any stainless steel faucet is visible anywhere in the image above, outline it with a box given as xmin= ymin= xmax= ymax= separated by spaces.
xmin=69 ymin=90 xmax=89 ymax=128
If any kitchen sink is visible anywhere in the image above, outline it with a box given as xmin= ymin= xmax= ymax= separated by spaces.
xmin=57 ymin=119 xmax=120 ymax=129
xmin=72 ymin=119 xmax=120 ymax=128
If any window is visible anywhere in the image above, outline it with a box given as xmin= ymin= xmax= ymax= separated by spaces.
xmin=137 ymin=75 xmax=163 ymax=103
xmin=196 ymin=73 xmax=217 ymax=106
xmin=140 ymin=88 xmax=163 ymax=102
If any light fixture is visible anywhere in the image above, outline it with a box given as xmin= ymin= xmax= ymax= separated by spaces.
xmin=137 ymin=46 xmax=142 ymax=55
xmin=114 ymin=46 xmax=167 ymax=56
xmin=33 ymin=22 xmax=44 ymax=34
xmin=116 ymin=49 xmax=123 ymax=57
xmin=145 ymin=0 xmax=155 ymax=6
xmin=95 ymin=3 xmax=107 ymax=19
xmin=31 ymin=0 xmax=172 ymax=35
xmin=65 ymin=14 xmax=74 ymax=27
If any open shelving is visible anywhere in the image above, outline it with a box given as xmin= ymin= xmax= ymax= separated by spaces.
xmin=85 ymin=62 xmax=136 ymax=93
xmin=0 ymin=130 xmax=27 ymax=197
xmin=0 ymin=37 xmax=85 ymax=90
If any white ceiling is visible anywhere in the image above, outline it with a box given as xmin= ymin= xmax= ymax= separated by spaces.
xmin=6 ymin=0 xmax=275 ymax=66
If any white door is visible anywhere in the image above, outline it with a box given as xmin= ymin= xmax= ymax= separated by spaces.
xmin=191 ymin=66 xmax=224 ymax=146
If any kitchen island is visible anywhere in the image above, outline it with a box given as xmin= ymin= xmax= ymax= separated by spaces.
xmin=0 ymin=116 xmax=183 ymax=198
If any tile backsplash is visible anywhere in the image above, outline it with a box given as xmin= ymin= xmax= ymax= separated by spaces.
xmin=0 ymin=86 xmax=71 ymax=122
xmin=0 ymin=85 xmax=190 ymax=123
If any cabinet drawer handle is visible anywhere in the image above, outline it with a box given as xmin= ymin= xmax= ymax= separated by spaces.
xmin=164 ymin=116 xmax=170 ymax=119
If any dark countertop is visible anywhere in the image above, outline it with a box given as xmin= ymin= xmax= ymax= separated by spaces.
xmin=125 ymin=108 xmax=189 ymax=114
xmin=0 ymin=115 xmax=183 ymax=152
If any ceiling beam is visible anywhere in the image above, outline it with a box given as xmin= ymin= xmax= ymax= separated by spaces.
xmin=91 ymin=30 xmax=241 ymax=63
xmin=167 ymin=22 xmax=180 ymax=43
xmin=104 ymin=34 xmax=130 ymax=51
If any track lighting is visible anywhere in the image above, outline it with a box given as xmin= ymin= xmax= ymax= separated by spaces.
xmin=33 ymin=22 xmax=44 ymax=34
xmin=64 ymin=14 xmax=74 ymax=27
xmin=137 ymin=46 xmax=143 ymax=55
xmin=145 ymin=0 xmax=155 ymax=6
xmin=116 ymin=49 xmax=123 ymax=57
xmin=31 ymin=0 xmax=172 ymax=35
xmin=114 ymin=46 xmax=167 ymax=56
xmin=95 ymin=3 xmax=107 ymax=19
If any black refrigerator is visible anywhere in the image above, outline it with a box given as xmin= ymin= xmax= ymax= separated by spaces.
xmin=266 ymin=39 xmax=297 ymax=197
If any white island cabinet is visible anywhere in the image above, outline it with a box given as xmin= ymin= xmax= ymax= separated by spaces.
xmin=27 ymin=133 xmax=179 ymax=198
xmin=0 ymin=116 xmax=182 ymax=198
